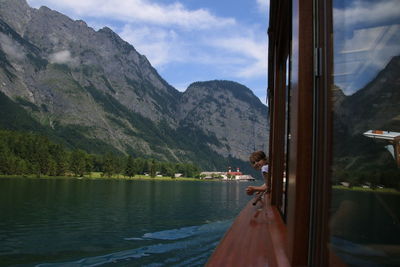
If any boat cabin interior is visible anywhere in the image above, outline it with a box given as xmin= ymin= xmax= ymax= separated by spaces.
xmin=207 ymin=0 xmax=400 ymax=266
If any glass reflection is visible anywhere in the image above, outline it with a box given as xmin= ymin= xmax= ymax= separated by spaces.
xmin=331 ymin=0 xmax=400 ymax=265
xmin=282 ymin=56 xmax=290 ymax=218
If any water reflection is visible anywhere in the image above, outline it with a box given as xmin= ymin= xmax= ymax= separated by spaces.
xmin=331 ymin=0 xmax=400 ymax=265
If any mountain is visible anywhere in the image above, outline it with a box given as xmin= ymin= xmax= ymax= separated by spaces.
xmin=0 ymin=0 xmax=269 ymax=172
xmin=178 ymin=81 xmax=268 ymax=160
xmin=340 ymin=55 xmax=400 ymax=134
xmin=332 ymin=55 xmax=400 ymax=171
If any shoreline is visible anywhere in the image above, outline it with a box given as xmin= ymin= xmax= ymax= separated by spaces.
xmin=0 ymin=173 xmax=238 ymax=182
xmin=333 ymin=185 xmax=400 ymax=195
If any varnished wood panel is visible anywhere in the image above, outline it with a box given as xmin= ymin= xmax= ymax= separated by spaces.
xmin=286 ymin=0 xmax=314 ymax=265
xmin=206 ymin=196 xmax=290 ymax=267
xmin=308 ymin=0 xmax=334 ymax=265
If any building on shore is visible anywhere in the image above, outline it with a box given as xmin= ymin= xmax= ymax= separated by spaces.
xmin=200 ymin=167 xmax=255 ymax=181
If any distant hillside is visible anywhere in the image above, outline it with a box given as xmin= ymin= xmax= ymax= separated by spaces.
xmin=0 ymin=0 xmax=269 ymax=173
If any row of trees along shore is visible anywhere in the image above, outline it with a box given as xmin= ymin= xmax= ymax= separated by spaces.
xmin=0 ymin=130 xmax=200 ymax=178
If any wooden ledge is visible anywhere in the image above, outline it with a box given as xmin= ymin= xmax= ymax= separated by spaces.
xmin=206 ymin=195 xmax=290 ymax=267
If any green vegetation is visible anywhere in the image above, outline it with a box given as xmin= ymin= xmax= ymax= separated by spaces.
xmin=0 ymin=85 xmax=254 ymax=174
xmin=332 ymin=130 xmax=400 ymax=191
xmin=15 ymin=97 xmax=41 ymax=112
xmin=0 ymin=92 xmax=122 ymax=155
xmin=82 ymin=83 xmax=249 ymax=172
xmin=332 ymin=168 xmax=400 ymax=191
xmin=0 ymin=129 xmax=201 ymax=178
xmin=52 ymin=63 xmax=71 ymax=74
xmin=0 ymin=92 xmax=49 ymax=134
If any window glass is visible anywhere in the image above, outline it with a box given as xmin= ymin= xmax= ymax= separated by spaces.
xmin=330 ymin=0 xmax=400 ymax=265
xmin=281 ymin=56 xmax=290 ymax=218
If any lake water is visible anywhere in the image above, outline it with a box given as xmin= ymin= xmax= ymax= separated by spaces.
xmin=330 ymin=189 xmax=400 ymax=266
xmin=0 ymin=178 xmax=253 ymax=266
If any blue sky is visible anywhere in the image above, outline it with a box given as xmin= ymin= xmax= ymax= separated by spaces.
xmin=332 ymin=0 xmax=400 ymax=95
xmin=27 ymin=0 xmax=270 ymax=103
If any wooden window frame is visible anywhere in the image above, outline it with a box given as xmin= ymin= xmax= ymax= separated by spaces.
xmin=269 ymin=0 xmax=291 ymax=215
xmin=269 ymin=0 xmax=316 ymax=265
xmin=307 ymin=0 xmax=333 ymax=265
xmin=208 ymin=0 xmax=339 ymax=265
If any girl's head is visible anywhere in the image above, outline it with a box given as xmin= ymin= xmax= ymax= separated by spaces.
xmin=249 ymin=151 xmax=268 ymax=170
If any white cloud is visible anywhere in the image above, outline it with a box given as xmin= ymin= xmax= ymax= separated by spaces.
xmin=28 ymin=0 xmax=235 ymax=29
xmin=0 ymin=34 xmax=25 ymax=61
xmin=120 ymin=23 xmax=268 ymax=79
xmin=48 ymin=50 xmax=79 ymax=66
xmin=334 ymin=0 xmax=399 ymax=28
xmin=210 ymin=36 xmax=267 ymax=78
xmin=256 ymin=0 xmax=268 ymax=13
xmin=333 ymin=0 xmax=400 ymax=94
xmin=27 ymin=0 xmax=268 ymax=96
xmin=120 ymin=25 xmax=186 ymax=67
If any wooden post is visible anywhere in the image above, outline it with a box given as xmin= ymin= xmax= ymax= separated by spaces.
xmin=394 ymin=141 xmax=400 ymax=167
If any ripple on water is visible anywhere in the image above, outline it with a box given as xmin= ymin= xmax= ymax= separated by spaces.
xmin=36 ymin=220 xmax=231 ymax=267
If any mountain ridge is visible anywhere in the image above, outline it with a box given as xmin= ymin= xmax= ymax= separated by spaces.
xmin=0 ymin=0 xmax=269 ymax=171
xmin=332 ymin=55 xmax=400 ymax=171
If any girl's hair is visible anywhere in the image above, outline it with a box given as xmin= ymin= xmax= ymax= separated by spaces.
xmin=249 ymin=151 xmax=268 ymax=164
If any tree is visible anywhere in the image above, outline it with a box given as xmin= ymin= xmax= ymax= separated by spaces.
xmin=149 ymin=159 xmax=157 ymax=178
xmin=102 ymin=152 xmax=117 ymax=177
xmin=70 ymin=149 xmax=87 ymax=177
xmin=165 ymin=165 xmax=175 ymax=178
xmin=32 ymin=136 xmax=52 ymax=175
xmin=125 ymin=155 xmax=136 ymax=177
xmin=0 ymin=145 xmax=11 ymax=174
xmin=91 ymin=154 xmax=104 ymax=172
xmin=15 ymin=158 xmax=28 ymax=175
xmin=113 ymin=155 xmax=124 ymax=177
xmin=85 ymin=154 xmax=94 ymax=174
xmin=134 ymin=158 xmax=146 ymax=174
xmin=159 ymin=162 xmax=175 ymax=177
xmin=47 ymin=158 xmax=57 ymax=176
xmin=49 ymin=144 xmax=68 ymax=176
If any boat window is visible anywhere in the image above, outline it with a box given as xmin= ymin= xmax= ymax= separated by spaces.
xmin=330 ymin=0 xmax=400 ymax=265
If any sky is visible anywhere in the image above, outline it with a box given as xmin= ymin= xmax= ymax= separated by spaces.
xmin=332 ymin=0 xmax=400 ymax=95
xmin=26 ymin=0 xmax=270 ymax=104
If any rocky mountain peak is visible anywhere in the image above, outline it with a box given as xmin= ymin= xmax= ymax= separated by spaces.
xmin=0 ymin=0 xmax=33 ymax=35
xmin=97 ymin=26 xmax=141 ymax=59
xmin=0 ymin=1 xmax=269 ymax=169
xmin=98 ymin=26 xmax=114 ymax=35
xmin=332 ymin=84 xmax=346 ymax=108
xmin=336 ymin=55 xmax=400 ymax=135
xmin=98 ymin=26 xmax=123 ymax=42
xmin=178 ymin=80 xmax=269 ymax=161
xmin=183 ymin=80 xmax=266 ymax=114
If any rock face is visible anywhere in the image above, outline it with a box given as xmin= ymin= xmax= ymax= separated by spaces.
xmin=332 ymin=55 xmax=400 ymax=171
xmin=178 ymin=81 xmax=268 ymax=160
xmin=0 ymin=0 xmax=269 ymax=169
xmin=339 ymin=56 xmax=400 ymax=135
